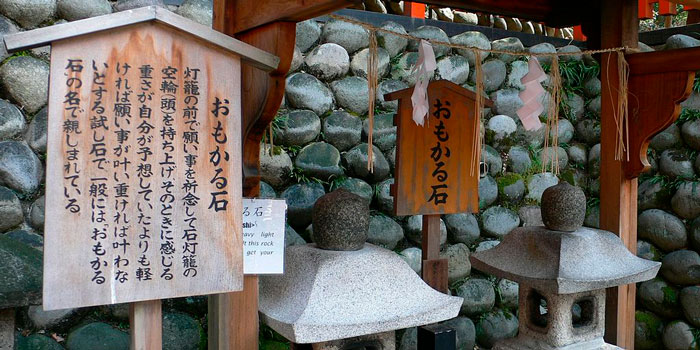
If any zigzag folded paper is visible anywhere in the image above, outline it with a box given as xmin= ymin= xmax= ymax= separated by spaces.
xmin=517 ymin=57 xmax=547 ymax=131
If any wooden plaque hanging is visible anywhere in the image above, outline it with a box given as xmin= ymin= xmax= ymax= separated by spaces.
xmin=384 ymin=80 xmax=492 ymax=217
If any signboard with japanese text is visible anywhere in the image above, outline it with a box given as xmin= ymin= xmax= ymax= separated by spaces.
xmin=42 ymin=22 xmax=244 ymax=310
xmin=384 ymin=80 xmax=492 ymax=216
xmin=242 ymin=198 xmax=286 ymax=275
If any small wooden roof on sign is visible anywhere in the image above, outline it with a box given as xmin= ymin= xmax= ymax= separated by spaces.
xmin=3 ymin=6 xmax=279 ymax=71
xmin=384 ymin=79 xmax=494 ymax=107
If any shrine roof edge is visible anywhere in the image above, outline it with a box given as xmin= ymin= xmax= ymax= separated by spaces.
xmin=3 ymin=6 xmax=279 ymax=72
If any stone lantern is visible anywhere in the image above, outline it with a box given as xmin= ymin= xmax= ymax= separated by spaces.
xmin=259 ymin=190 xmax=463 ymax=349
xmin=471 ymin=182 xmax=660 ymax=350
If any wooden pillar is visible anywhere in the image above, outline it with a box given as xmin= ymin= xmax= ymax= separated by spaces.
xmin=210 ymin=2 xmax=296 ymax=350
xmin=422 ymin=215 xmax=448 ymax=293
xmin=129 ymin=300 xmax=162 ymax=350
xmin=598 ymin=0 xmax=639 ymax=348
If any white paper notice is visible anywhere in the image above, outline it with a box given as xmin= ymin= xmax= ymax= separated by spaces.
xmin=242 ymin=198 xmax=287 ymax=275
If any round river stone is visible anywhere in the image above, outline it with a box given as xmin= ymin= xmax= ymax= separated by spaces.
xmin=540 ymin=182 xmax=586 ymax=231
xmin=312 ymin=189 xmax=369 ymax=251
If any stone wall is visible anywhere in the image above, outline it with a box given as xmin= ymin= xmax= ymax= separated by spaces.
xmin=0 ymin=1 xmax=213 ymax=350
xmin=279 ymin=18 xmax=593 ymax=350
xmin=0 ymin=1 xmax=698 ymax=349
xmin=633 ymin=33 xmax=700 ymax=350
xmin=278 ymin=20 xmax=700 ymax=350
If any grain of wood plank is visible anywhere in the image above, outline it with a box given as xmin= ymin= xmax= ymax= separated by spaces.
xmin=43 ymin=22 xmax=244 ymax=310
xmin=386 ymin=80 xmax=488 ymax=217
xmin=130 ymin=300 xmax=162 ymax=350
xmin=598 ymin=1 xmax=638 ymax=347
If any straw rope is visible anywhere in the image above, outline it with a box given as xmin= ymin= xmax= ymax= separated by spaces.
xmin=543 ymin=56 xmax=562 ymax=174
xmin=472 ymin=47 xmax=485 ymax=177
xmin=616 ymin=51 xmax=630 ymax=161
xmin=367 ymin=30 xmax=379 ymax=172
xmin=322 ymin=14 xmax=631 ymax=175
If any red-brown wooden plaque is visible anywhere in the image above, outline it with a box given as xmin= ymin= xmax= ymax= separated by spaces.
xmin=385 ymin=80 xmax=491 ymax=217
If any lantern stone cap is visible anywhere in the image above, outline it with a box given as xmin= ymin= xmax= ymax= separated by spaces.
xmin=3 ymin=6 xmax=279 ymax=72
xmin=259 ymin=243 xmax=462 ymax=344
xmin=470 ymin=226 xmax=660 ymax=294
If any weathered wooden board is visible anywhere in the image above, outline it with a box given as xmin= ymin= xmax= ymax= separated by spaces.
xmin=43 ymin=22 xmax=243 ymax=310
xmin=385 ymin=80 xmax=489 ymax=217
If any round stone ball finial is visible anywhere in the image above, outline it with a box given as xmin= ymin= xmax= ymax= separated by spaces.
xmin=540 ymin=182 xmax=586 ymax=232
xmin=312 ymin=189 xmax=369 ymax=251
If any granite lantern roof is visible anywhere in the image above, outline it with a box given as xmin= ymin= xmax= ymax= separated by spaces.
xmin=471 ymin=226 xmax=661 ymax=294
xmin=259 ymin=244 xmax=463 ymax=344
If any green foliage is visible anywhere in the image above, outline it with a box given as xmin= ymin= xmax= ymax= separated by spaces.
xmin=526 ymin=145 xmax=543 ymax=175
xmin=559 ymin=60 xmax=600 ymax=96
xmin=648 ymin=174 xmax=690 ymax=191
xmin=286 ymin=167 xmax=326 ymax=185
xmin=199 ymin=315 xmax=208 ymax=350
xmin=635 ymin=311 xmax=663 ymax=338
xmin=1 ymin=50 xmax=32 ymax=65
xmin=677 ymin=108 xmax=700 ymax=124
xmin=586 ymin=197 xmax=600 ymax=209
xmin=328 ymin=175 xmax=348 ymax=191
xmin=280 ymin=145 xmax=302 ymax=157
xmin=662 ymin=285 xmax=679 ymax=305
xmin=259 ymin=323 xmax=289 ymax=350
xmin=694 ymin=74 xmax=700 ymax=94
xmin=497 ymin=173 xmax=523 ymax=194
xmin=271 ymin=110 xmax=289 ymax=134
xmin=640 ymin=3 xmax=688 ymax=32
xmin=691 ymin=326 xmax=700 ymax=349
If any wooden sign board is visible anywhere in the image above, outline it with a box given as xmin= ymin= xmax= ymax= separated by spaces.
xmin=385 ymin=80 xmax=492 ymax=217
xmin=30 ymin=16 xmax=252 ymax=310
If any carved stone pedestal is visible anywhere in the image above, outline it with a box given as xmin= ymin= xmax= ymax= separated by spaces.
xmin=494 ymin=287 xmax=620 ymax=350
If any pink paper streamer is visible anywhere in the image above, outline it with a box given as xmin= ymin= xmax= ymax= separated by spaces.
xmin=517 ymin=57 xmax=547 ymax=131
xmin=411 ymin=40 xmax=436 ymax=126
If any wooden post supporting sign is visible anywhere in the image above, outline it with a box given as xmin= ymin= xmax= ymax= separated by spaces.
xmin=210 ymin=1 xmax=354 ymax=349
xmin=385 ymin=80 xmax=492 ymax=292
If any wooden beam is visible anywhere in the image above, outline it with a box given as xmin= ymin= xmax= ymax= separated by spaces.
xmin=623 ymin=64 xmax=696 ymax=178
xmin=235 ymin=22 xmax=297 ymax=195
xmin=415 ymin=0 xmax=598 ymax=27
xmin=211 ymin=1 xmax=300 ymax=349
xmin=214 ymin=0 xmax=358 ymax=34
xmin=404 ymin=2 xmax=426 ymax=18
xmin=129 ymin=300 xmax=162 ymax=350
xmin=626 ymin=46 xmax=700 ymax=74
xmin=598 ymin=0 xmax=638 ymax=348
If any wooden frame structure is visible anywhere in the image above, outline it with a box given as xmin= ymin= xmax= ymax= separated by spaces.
xmin=211 ymin=1 xmax=700 ymax=349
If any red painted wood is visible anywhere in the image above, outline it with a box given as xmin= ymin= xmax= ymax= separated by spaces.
xmin=639 ymin=0 xmax=654 ymax=19
xmin=658 ymin=0 xmax=678 ymax=15
xmin=404 ymin=2 xmax=426 ymax=18
xmin=573 ymin=25 xmax=587 ymax=41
